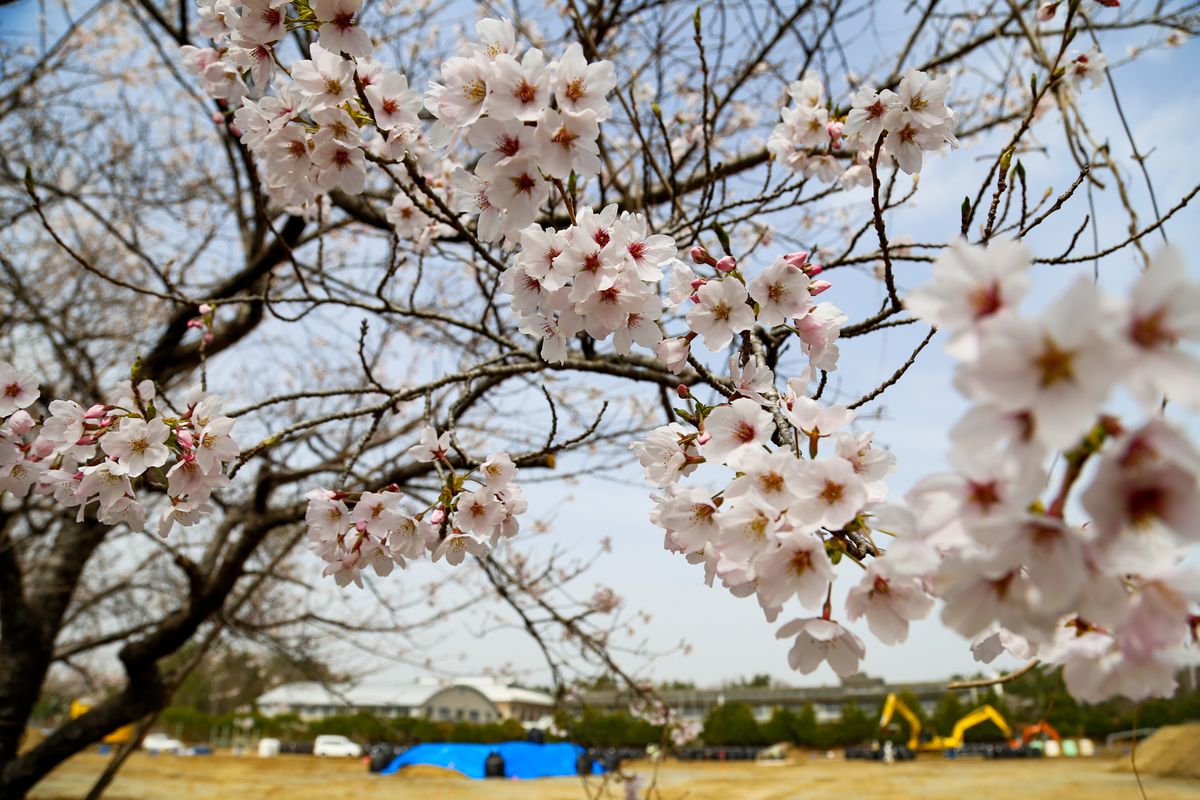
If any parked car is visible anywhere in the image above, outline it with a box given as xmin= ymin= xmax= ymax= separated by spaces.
xmin=313 ymin=735 xmax=363 ymax=757
xmin=366 ymin=742 xmax=408 ymax=772
xmin=142 ymin=733 xmax=184 ymax=753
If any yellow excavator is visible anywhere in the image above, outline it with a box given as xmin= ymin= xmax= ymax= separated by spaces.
xmin=70 ymin=700 xmax=135 ymax=745
xmin=878 ymin=693 xmax=1017 ymax=752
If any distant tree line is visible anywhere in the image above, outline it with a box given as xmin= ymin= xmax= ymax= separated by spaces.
xmin=157 ymin=707 xmax=532 ymax=746
xmin=696 ymin=668 xmax=1200 ymax=748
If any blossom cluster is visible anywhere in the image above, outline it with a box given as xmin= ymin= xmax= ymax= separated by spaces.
xmin=0 ymin=363 xmax=237 ymax=537
xmin=655 ymin=248 xmax=844 ymax=374
xmin=506 ymin=205 xmax=676 ymax=362
xmin=631 ymin=240 xmax=1200 ymax=696
xmin=180 ymin=0 xmax=424 ymax=207
xmin=769 ymin=69 xmax=958 ymax=184
xmin=428 ymin=21 xmax=617 ymax=243
xmin=632 ymin=350 xmax=922 ymax=679
xmin=182 ymin=9 xmax=620 ymax=246
xmin=899 ymin=241 xmax=1200 ymax=702
xmin=303 ymin=426 xmax=527 ymax=587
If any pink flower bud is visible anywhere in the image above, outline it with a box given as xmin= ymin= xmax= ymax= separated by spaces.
xmin=355 ymin=519 xmax=369 ymax=532
xmin=697 ymin=432 xmax=711 ymax=446
xmin=7 ymin=409 xmax=34 ymax=435
xmin=784 ymin=251 xmax=809 ymax=269
xmin=689 ymin=246 xmax=710 ymax=264
xmin=75 ymin=435 xmax=97 ymax=446
xmin=199 ymin=303 xmax=213 ymax=314
xmin=715 ymin=256 xmax=737 ymax=273
xmin=203 ymin=332 xmax=215 ymax=344
xmin=211 ymin=111 xmax=225 ymax=125
xmin=803 ymin=262 xmax=823 ymax=277
xmin=1094 ymin=0 xmax=1118 ymax=6
xmin=430 ymin=507 xmax=446 ymax=525
xmin=32 ymin=437 xmax=56 ymax=458
xmin=809 ymin=279 xmax=832 ymax=296
xmin=176 ymin=429 xmax=194 ymax=449
xmin=228 ymin=124 xmax=243 ymax=138
xmin=676 ymin=384 xmax=690 ymax=399
xmin=1037 ymin=1 xmax=1058 ymax=20
xmin=187 ymin=318 xmax=204 ymax=330
xmin=84 ymin=404 xmax=107 ymax=419
xmin=656 ymin=337 xmax=692 ymax=375
xmin=827 ymin=120 xmax=844 ymax=143
xmin=690 ymin=278 xmax=706 ymax=290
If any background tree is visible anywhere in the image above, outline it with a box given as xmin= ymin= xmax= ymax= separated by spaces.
xmin=830 ymin=702 xmax=877 ymax=747
xmin=701 ymin=702 xmax=762 ymax=746
xmin=760 ymin=707 xmax=798 ymax=745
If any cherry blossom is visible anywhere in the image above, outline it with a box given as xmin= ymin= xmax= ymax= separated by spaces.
xmin=100 ymin=417 xmax=171 ymax=477
xmin=489 ymin=49 xmax=552 ymax=122
xmin=754 ymin=532 xmax=834 ymax=609
xmin=631 ymin=423 xmax=699 ymax=487
xmin=407 ymin=426 xmax=451 ymax=462
xmin=291 ymin=44 xmax=355 ymax=112
xmin=776 ymin=617 xmax=866 ymax=676
xmin=904 ymin=238 xmax=1030 ymax=357
xmin=312 ymin=0 xmax=371 ymax=57
xmin=1081 ymin=418 xmax=1200 ymax=559
xmin=845 ymin=560 xmax=934 ymax=645
xmin=551 ymin=43 xmax=616 ymax=119
xmin=701 ymin=398 xmax=775 ymax=468
xmin=1113 ymin=247 xmax=1200 ymax=409
xmin=955 ymin=278 xmax=1117 ymax=450
xmin=686 ymin=278 xmax=755 ymax=351
xmin=365 ymin=73 xmax=421 ymax=132
xmin=0 ymin=363 xmax=38 ymax=417
xmin=1066 ymin=46 xmax=1108 ymax=91
xmin=747 ymin=255 xmax=814 ymax=328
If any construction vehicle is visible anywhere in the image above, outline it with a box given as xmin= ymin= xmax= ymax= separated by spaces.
xmin=70 ymin=700 xmax=135 ymax=745
xmin=876 ymin=693 xmax=1019 ymax=754
xmin=1022 ymin=721 xmax=1061 ymax=745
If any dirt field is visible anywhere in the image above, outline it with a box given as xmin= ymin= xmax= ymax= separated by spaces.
xmin=28 ymin=752 xmax=1200 ymax=800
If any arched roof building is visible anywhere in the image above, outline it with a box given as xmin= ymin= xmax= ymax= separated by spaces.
xmin=256 ymin=678 xmax=554 ymax=726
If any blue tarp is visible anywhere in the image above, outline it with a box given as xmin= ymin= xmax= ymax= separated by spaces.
xmin=380 ymin=741 xmax=602 ymax=779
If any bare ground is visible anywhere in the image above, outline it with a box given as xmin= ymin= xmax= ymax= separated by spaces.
xmin=28 ymin=751 xmax=1200 ymax=800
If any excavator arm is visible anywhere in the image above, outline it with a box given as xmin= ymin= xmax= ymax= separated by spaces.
xmin=878 ymin=693 xmax=923 ymax=750
xmin=1023 ymin=721 xmax=1061 ymax=744
xmin=947 ymin=704 xmax=1012 ymax=748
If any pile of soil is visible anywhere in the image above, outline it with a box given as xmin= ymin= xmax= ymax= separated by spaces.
xmin=1119 ymin=724 xmax=1200 ymax=780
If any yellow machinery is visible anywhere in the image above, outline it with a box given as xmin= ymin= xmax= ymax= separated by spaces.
xmin=878 ymin=693 xmax=1016 ymax=752
xmin=70 ymin=700 xmax=135 ymax=745
xmin=879 ymin=693 xmax=925 ymax=751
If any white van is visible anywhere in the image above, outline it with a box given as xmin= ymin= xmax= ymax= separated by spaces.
xmin=313 ymin=734 xmax=363 ymax=757
xmin=142 ymin=733 xmax=184 ymax=753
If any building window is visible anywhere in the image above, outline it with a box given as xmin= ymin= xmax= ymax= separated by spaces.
xmin=469 ymin=710 xmax=480 ymax=721
xmin=439 ymin=707 xmax=450 ymax=720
